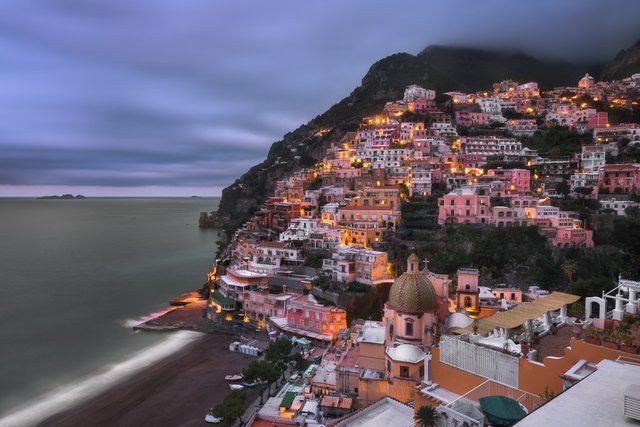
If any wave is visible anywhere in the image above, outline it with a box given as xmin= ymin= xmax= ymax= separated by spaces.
xmin=0 ymin=330 xmax=202 ymax=427
xmin=121 ymin=306 xmax=177 ymax=328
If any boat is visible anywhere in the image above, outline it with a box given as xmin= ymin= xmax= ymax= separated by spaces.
xmin=242 ymin=382 xmax=257 ymax=388
xmin=225 ymin=374 xmax=243 ymax=381
xmin=230 ymin=384 xmax=245 ymax=391
xmin=204 ymin=414 xmax=223 ymax=424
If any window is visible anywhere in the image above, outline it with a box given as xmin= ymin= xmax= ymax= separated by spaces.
xmin=400 ymin=366 xmax=410 ymax=378
xmin=511 ymin=292 xmax=516 ymax=300
xmin=405 ymin=320 xmax=413 ymax=336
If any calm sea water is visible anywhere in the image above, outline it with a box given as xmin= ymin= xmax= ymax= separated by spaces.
xmin=0 ymin=198 xmax=219 ymax=420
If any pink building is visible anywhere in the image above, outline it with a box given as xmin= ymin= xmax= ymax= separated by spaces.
xmin=507 ymin=119 xmax=537 ymax=137
xmin=599 ymin=164 xmax=639 ymax=194
xmin=455 ymin=111 xmax=492 ymax=127
xmin=486 ymin=168 xmax=531 ymax=195
xmin=489 ymin=206 xmax=529 ymax=227
xmin=242 ymin=288 xmax=292 ymax=328
xmin=274 ymin=294 xmax=347 ymax=342
xmin=437 ymin=187 xmax=491 ymax=225
xmin=585 ymin=112 xmax=608 ymax=131
xmin=551 ymin=227 xmax=594 ymax=249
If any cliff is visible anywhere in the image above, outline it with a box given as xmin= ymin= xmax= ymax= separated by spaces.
xmin=212 ymin=45 xmax=592 ymax=239
xmin=600 ymin=38 xmax=640 ymax=81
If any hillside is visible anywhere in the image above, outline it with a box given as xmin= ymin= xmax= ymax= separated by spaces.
xmin=212 ymin=45 xmax=592 ymax=240
xmin=601 ymin=38 xmax=640 ymax=81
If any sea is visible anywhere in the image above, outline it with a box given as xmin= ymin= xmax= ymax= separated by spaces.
xmin=0 ymin=198 xmax=220 ymax=426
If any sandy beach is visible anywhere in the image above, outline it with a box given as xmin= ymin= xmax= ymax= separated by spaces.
xmin=38 ymin=334 xmax=259 ymax=427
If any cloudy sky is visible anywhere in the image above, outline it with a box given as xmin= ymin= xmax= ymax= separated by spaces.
xmin=0 ymin=0 xmax=639 ymax=197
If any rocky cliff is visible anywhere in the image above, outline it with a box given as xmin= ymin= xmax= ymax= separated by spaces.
xmin=601 ymin=38 xmax=640 ymax=81
xmin=212 ymin=45 xmax=592 ymax=239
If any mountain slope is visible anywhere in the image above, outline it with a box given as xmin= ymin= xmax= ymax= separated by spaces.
xmin=212 ymin=46 xmax=592 ymax=240
xmin=601 ymin=38 xmax=640 ymax=81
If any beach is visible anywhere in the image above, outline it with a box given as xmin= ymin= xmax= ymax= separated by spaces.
xmin=37 ymin=334 xmax=258 ymax=427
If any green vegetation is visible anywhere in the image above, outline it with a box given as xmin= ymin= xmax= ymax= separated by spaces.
xmin=211 ymin=390 xmax=246 ymax=426
xmin=519 ymin=127 xmax=591 ymax=156
xmin=415 ymin=405 xmax=440 ymax=427
xmin=265 ymin=339 xmax=293 ymax=380
xmin=242 ymin=360 xmax=280 ymax=405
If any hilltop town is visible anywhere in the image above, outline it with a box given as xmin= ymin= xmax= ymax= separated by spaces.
xmin=201 ymin=72 xmax=640 ymax=426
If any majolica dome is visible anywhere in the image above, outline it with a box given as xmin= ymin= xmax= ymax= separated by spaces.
xmin=388 ymin=253 xmax=438 ymax=313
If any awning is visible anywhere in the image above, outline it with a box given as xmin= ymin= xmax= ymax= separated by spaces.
xmin=464 ymin=291 xmax=579 ymax=335
xmin=479 ymin=396 xmax=527 ymax=425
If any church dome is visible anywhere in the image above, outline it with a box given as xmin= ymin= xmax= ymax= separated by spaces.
xmin=388 ymin=253 xmax=438 ymax=314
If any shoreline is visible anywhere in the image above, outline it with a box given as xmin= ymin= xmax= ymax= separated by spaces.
xmin=1 ymin=292 xmax=265 ymax=427
xmin=34 ymin=333 xmax=259 ymax=427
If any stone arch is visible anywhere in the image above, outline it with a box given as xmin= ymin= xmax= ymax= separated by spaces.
xmin=585 ymin=296 xmax=606 ymax=320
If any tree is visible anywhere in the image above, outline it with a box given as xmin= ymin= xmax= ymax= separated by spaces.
xmin=415 ymin=405 xmax=440 ymax=427
xmin=242 ymin=360 xmax=280 ymax=405
xmin=562 ymin=260 xmax=577 ymax=294
xmin=265 ymin=338 xmax=293 ymax=380
xmin=625 ymin=205 xmax=640 ymax=217
xmin=212 ymin=390 xmax=246 ymax=426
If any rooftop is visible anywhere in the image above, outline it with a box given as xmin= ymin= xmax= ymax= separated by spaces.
xmin=332 ymin=397 xmax=413 ymax=427
xmin=515 ymin=359 xmax=640 ymax=427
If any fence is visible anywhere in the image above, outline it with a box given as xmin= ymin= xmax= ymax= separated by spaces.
xmin=439 ymin=335 xmax=519 ymax=388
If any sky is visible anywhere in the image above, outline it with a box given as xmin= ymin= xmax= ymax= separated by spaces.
xmin=0 ymin=0 xmax=639 ymax=197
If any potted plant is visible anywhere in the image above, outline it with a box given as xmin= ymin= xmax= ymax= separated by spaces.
xmin=602 ymin=329 xmax=620 ymax=350
xmin=583 ymin=327 xmax=602 ymax=345
xmin=572 ymin=319 xmax=583 ymax=337
xmin=619 ymin=332 xmax=638 ymax=354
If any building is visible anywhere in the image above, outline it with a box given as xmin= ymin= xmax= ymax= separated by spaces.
xmin=271 ymin=294 xmax=347 ymax=342
xmin=322 ymin=245 xmax=391 ymax=285
xmin=516 ymin=359 xmax=640 ymax=427
xmin=455 ymin=111 xmax=493 ymax=127
xmin=486 ymin=168 xmax=531 ymax=195
xmin=404 ymin=84 xmax=435 ymax=102
xmin=599 ymin=164 xmax=639 ymax=194
xmin=243 ymin=288 xmax=292 ymax=329
xmin=578 ymin=73 xmax=595 ymax=89
xmin=249 ymin=241 xmax=304 ymax=273
xmin=550 ymin=226 xmax=594 ymax=249
xmin=579 ymin=145 xmax=606 ymax=173
xmin=507 ymin=119 xmax=537 ymax=137
xmin=600 ymin=198 xmax=640 ymax=215
xmin=455 ymin=268 xmax=480 ymax=315
xmin=214 ymin=268 xmax=268 ymax=312
xmin=437 ymin=187 xmax=491 ymax=225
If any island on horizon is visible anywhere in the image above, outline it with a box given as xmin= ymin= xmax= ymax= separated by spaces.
xmin=38 ymin=194 xmax=86 ymax=199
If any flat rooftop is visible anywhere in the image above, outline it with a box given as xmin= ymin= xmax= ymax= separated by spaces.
xmin=515 ymin=359 xmax=640 ymax=427
xmin=333 ymin=397 xmax=413 ymax=427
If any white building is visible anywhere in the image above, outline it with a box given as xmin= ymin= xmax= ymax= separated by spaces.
xmin=279 ymin=218 xmax=320 ymax=242
xmin=404 ymin=84 xmax=435 ymax=102
xmin=579 ymin=145 xmax=606 ymax=173
xmin=600 ymin=198 xmax=640 ymax=216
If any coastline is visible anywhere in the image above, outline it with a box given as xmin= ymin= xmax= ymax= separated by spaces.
xmin=33 ymin=333 xmax=258 ymax=427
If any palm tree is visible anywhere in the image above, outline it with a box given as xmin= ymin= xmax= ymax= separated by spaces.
xmin=562 ymin=260 xmax=577 ymax=294
xmin=415 ymin=405 xmax=440 ymax=427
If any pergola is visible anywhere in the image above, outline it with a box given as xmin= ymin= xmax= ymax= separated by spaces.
xmin=461 ymin=291 xmax=579 ymax=336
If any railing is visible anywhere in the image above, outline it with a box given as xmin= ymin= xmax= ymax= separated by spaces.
xmin=440 ymin=335 xmax=519 ymax=388
xmin=446 ymin=379 xmax=545 ymax=413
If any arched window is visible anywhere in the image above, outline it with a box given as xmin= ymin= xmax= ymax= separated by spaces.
xmin=405 ymin=320 xmax=414 ymax=336
xmin=465 ymin=284 xmax=470 ymax=290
